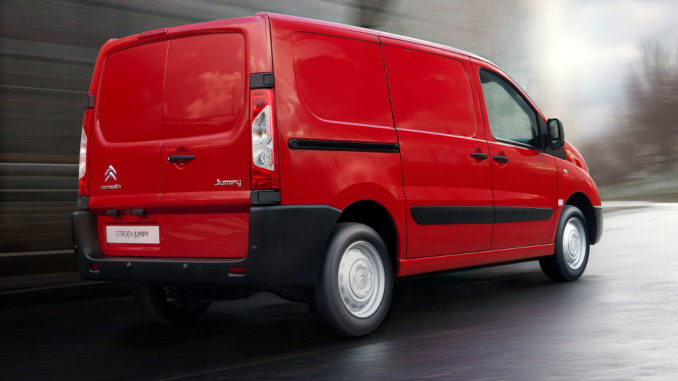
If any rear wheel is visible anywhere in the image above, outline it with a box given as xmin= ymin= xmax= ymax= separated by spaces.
xmin=309 ymin=223 xmax=393 ymax=337
xmin=133 ymin=284 xmax=212 ymax=324
xmin=540 ymin=205 xmax=590 ymax=282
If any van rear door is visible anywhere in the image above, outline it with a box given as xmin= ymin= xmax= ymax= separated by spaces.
xmin=160 ymin=33 xmax=250 ymax=258
xmin=89 ymin=15 xmax=271 ymax=259
xmin=91 ymin=40 xmax=167 ymax=257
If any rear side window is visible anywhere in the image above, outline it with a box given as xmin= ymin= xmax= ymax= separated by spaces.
xmin=163 ymin=33 xmax=245 ymax=139
xmin=479 ymin=69 xmax=539 ymax=147
xmin=381 ymin=45 xmax=476 ymax=137
xmin=99 ymin=41 xmax=167 ymax=143
xmin=293 ymin=32 xmax=392 ymax=126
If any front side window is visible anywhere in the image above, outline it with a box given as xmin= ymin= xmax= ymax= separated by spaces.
xmin=479 ymin=69 xmax=540 ymax=148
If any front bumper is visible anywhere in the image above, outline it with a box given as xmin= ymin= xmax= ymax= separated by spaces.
xmin=72 ymin=205 xmax=341 ymax=289
xmin=592 ymin=205 xmax=603 ymax=245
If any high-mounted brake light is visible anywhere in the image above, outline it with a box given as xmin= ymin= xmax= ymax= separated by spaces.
xmin=78 ymin=106 xmax=93 ymax=196
xmin=250 ymin=88 xmax=279 ymax=189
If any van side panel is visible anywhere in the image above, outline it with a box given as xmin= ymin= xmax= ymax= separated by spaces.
xmin=269 ymin=17 xmax=407 ymax=260
xmin=380 ymin=37 xmax=493 ymax=258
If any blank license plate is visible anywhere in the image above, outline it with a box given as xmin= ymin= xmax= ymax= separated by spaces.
xmin=106 ymin=225 xmax=160 ymax=244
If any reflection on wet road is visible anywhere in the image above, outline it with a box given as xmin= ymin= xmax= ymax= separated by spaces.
xmin=2 ymin=204 xmax=677 ymax=380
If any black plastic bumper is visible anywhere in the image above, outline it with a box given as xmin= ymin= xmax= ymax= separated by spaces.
xmin=72 ymin=205 xmax=341 ymax=289
xmin=592 ymin=206 xmax=603 ymax=245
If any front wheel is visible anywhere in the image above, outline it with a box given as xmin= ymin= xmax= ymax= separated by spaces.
xmin=133 ymin=284 xmax=212 ymax=324
xmin=309 ymin=223 xmax=393 ymax=337
xmin=540 ymin=205 xmax=590 ymax=282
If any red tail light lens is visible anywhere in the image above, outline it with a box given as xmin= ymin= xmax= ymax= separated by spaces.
xmin=78 ymin=108 xmax=92 ymax=196
xmin=250 ymin=89 xmax=279 ymax=189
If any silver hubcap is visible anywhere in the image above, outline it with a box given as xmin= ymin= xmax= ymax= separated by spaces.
xmin=562 ymin=217 xmax=587 ymax=270
xmin=337 ymin=241 xmax=385 ymax=318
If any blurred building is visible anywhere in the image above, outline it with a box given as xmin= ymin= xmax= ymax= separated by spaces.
xmin=1 ymin=0 xmax=544 ymax=166
xmin=0 ymin=0 xmax=542 ymax=253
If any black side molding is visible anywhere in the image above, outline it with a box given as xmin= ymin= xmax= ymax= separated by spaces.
xmin=288 ymin=139 xmax=399 ymax=153
xmin=494 ymin=207 xmax=553 ymax=223
xmin=250 ymin=72 xmax=274 ymax=89
xmin=411 ymin=206 xmax=554 ymax=225
xmin=411 ymin=206 xmax=494 ymax=225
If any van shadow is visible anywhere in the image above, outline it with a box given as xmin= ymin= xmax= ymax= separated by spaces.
xmin=116 ymin=261 xmax=590 ymax=376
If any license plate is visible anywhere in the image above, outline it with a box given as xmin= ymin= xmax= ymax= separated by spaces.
xmin=106 ymin=225 xmax=159 ymax=244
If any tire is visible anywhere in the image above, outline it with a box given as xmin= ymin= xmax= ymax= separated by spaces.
xmin=309 ymin=223 xmax=393 ymax=337
xmin=133 ymin=284 xmax=212 ymax=324
xmin=540 ymin=205 xmax=590 ymax=282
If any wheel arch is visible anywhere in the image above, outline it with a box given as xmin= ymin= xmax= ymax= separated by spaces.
xmin=337 ymin=199 xmax=399 ymax=275
xmin=565 ymin=192 xmax=598 ymax=244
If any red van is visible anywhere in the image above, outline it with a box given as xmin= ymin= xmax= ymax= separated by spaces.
xmin=73 ymin=13 xmax=602 ymax=337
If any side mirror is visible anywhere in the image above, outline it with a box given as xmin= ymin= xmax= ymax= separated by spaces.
xmin=547 ymin=118 xmax=564 ymax=150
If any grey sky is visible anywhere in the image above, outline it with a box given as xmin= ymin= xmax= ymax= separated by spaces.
xmin=528 ymin=0 xmax=678 ymax=143
xmin=373 ymin=0 xmax=678 ymax=145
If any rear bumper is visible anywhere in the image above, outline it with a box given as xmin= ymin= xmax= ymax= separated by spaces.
xmin=592 ymin=205 xmax=603 ymax=245
xmin=72 ymin=205 xmax=340 ymax=289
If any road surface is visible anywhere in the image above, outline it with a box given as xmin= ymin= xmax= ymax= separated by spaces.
xmin=1 ymin=204 xmax=677 ymax=380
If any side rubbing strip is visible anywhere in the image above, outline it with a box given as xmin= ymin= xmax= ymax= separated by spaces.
xmin=288 ymin=139 xmax=399 ymax=153
xmin=411 ymin=206 xmax=494 ymax=225
xmin=411 ymin=206 xmax=553 ymax=225
xmin=494 ymin=207 xmax=553 ymax=223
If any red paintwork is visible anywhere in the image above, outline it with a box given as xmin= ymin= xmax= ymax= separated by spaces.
xmin=87 ymin=15 xmax=269 ymax=258
xmin=485 ymin=139 xmax=558 ymax=249
xmin=398 ymin=244 xmax=556 ymax=277
xmin=471 ymin=60 xmax=559 ymax=249
xmin=84 ymin=13 xmax=600 ymax=276
xmin=160 ymin=33 xmax=249 ymax=258
xmin=380 ymin=37 xmax=492 ymax=257
xmin=558 ymin=142 xmax=601 ymax=206
xmin=269 ymin=15 xmax=407 ymax=261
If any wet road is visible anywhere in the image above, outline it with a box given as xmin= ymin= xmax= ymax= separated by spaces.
xmin=2 ymin=204 xmax=677 ymax=380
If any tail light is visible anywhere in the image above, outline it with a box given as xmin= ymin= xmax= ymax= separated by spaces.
xmin=250 ymin=88 xmax=279 ymax=189
xmin=78 ymin=108 xmax=93 ymax=196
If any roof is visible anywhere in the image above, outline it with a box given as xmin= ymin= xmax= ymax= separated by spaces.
xmin=259 ymin=12 xmax=498 ymax=68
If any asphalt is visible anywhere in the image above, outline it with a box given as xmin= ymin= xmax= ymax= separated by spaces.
xmin=1 ymin=203 xmax=677 ymax=380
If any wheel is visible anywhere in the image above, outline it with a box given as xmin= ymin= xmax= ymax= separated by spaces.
xmin=540 ymin=205 xmax=590 ymax=282
xmin=133 ymin=284 xmax=212 ymax=324
xmin=309 ymin=223 xmax=393 ymax=337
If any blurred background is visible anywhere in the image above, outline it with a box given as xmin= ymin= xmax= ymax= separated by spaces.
xmin=1 ymin=0 xmax=676 ymax=274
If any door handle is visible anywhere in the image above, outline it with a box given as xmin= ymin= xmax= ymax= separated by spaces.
xmin=470 ymin=152 xmax=488 ymax=160
xmin=167 ymin=154 xmax=195 ymax=163
xmin=492 ymin=155 xmax=509 ymax=164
